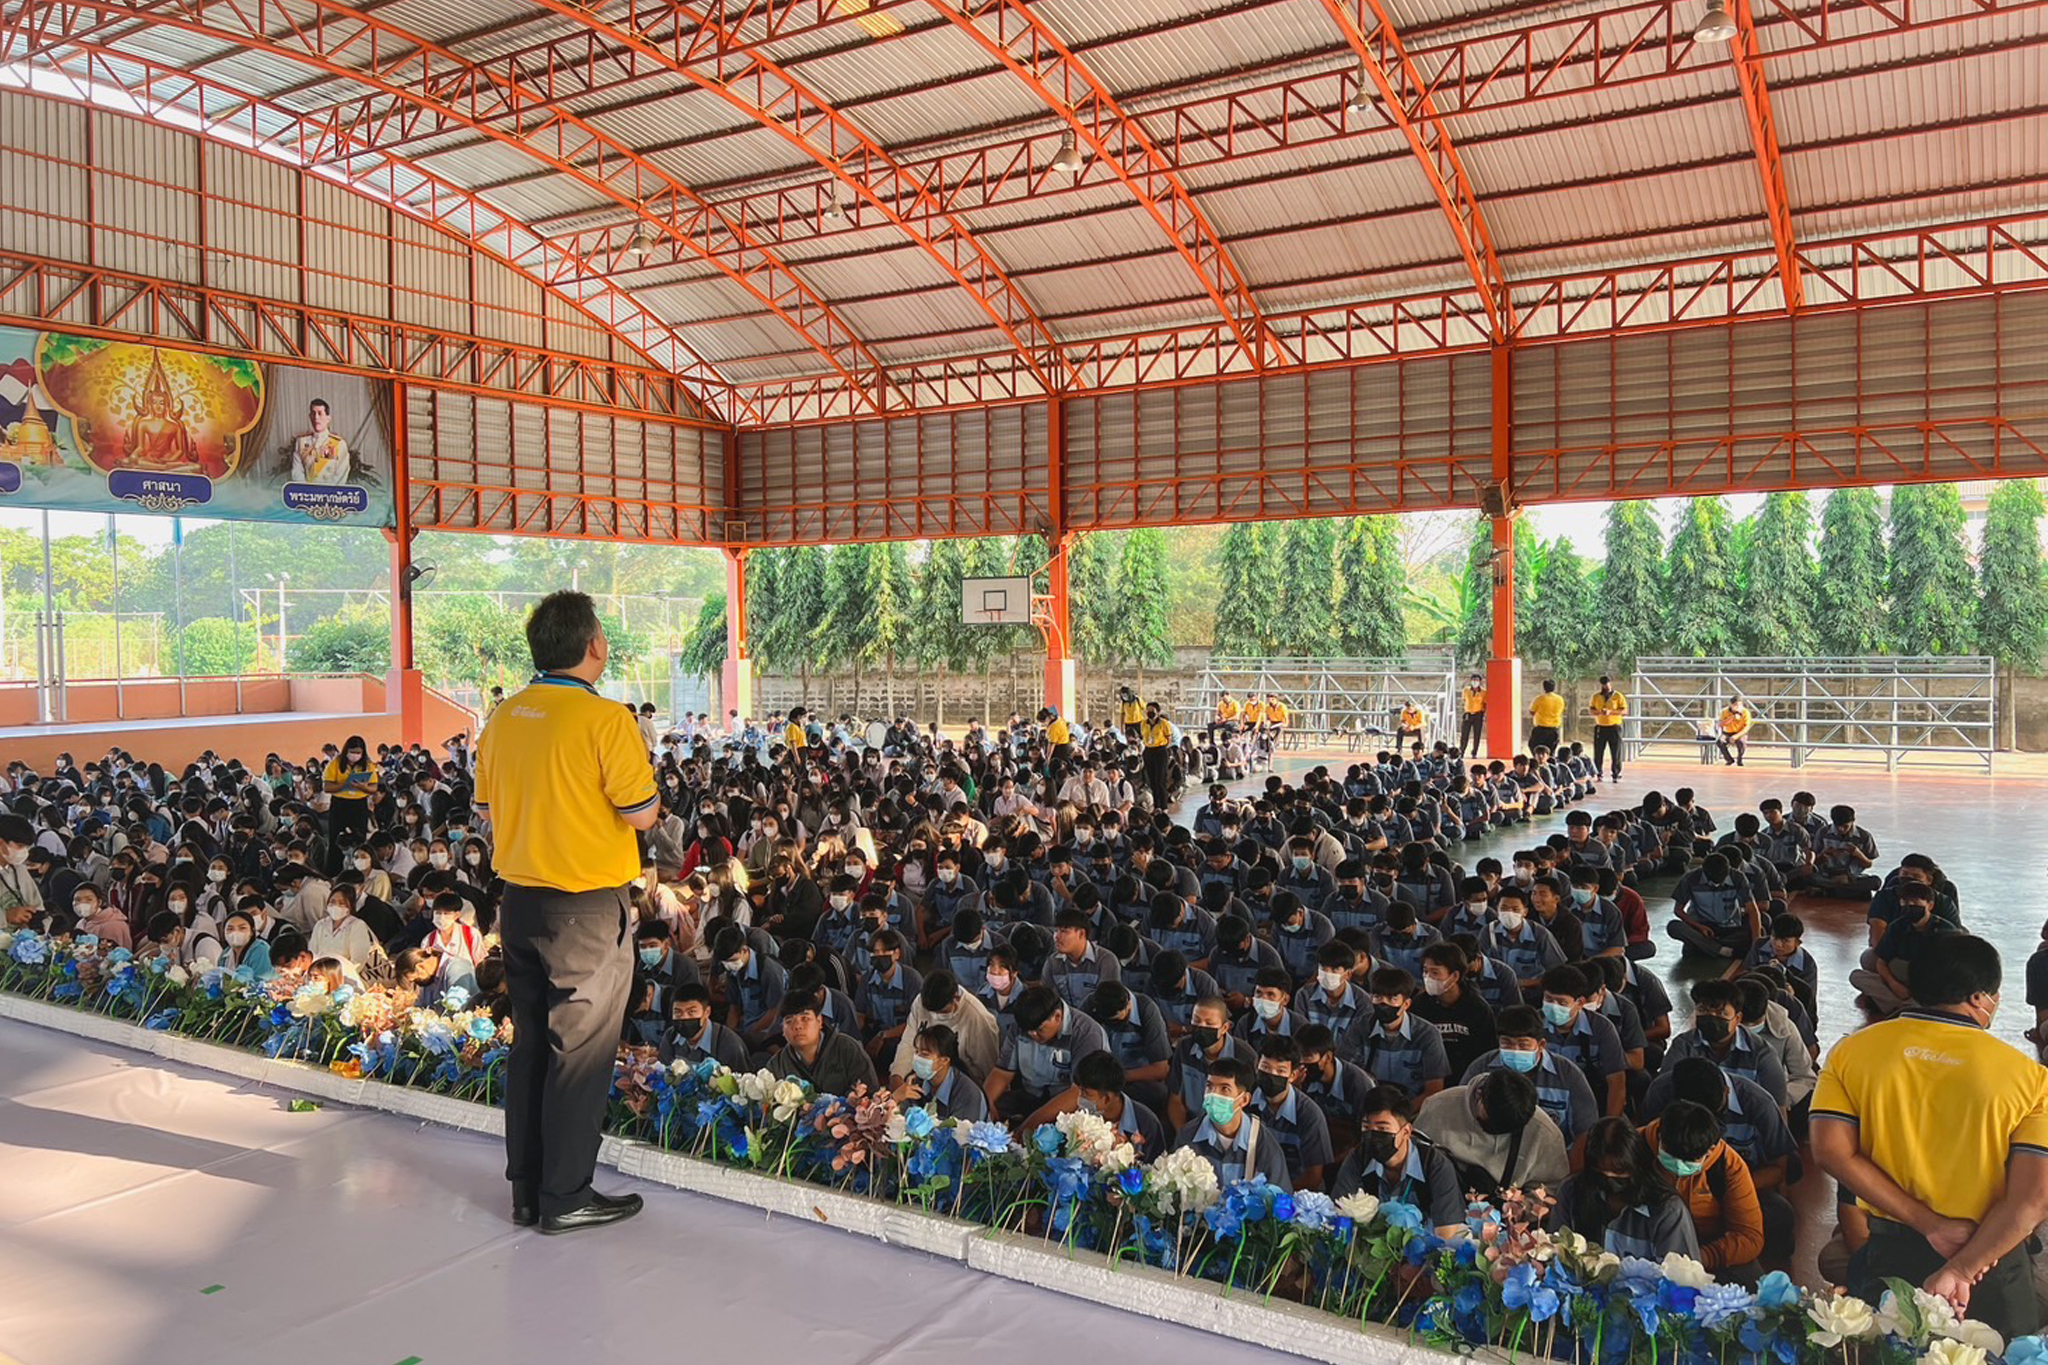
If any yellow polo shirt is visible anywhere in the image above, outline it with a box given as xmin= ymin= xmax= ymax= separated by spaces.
xmin=1216 ymin=697 xmax=1239 ymax=721
xmin=1463 ymin=686 xmax=1486 ymax=715
xmin=1530 ymin=692 xmax=1565 ymax=728
xmin=1591 ymin=691 xmax=1627 ymax=727
xmin=1812 ymin=1010 xmax=2048 ymax=1223
xmin=1400 ymin=706 xmax=1425 ymax=729
xmin=1046 ymin=717 xmax=1071 ymax=746
xmin=1120 ymin=699 xmax=1146 ymax=726
xmin=1265 ymin=701 xmax=1289 ymax=725
xmin=1144 ymin=717 xmax=1174 ymax=748
xmin=1719 ymin=707 xmax=1750 ymax=736
xmin=784 ymin=721 xmax=806 ymax=751
xmin=476 ymin=674 xmax=656 ymax=892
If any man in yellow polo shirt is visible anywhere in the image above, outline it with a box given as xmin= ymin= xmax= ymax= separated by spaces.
xmin=1210 ymin=691 xmax=1240 ymax=742
xmin=1458 ymin=673 xmax=1487 ymax=756
xmin=1397 ymin=700 xmax=1427 ymax=748
xmin=1528 ymin=678 xmax=1565 ymax=754
xmin=477 ymin=590 xmax=659 ymax=1236
xmin=1039 ymin=706 xmax=1074 ymax=768
xmin=1589 ymin=675 xmax=1627 ymax=782
xmin=1118 ymin=687 xmax=1146 ymax=740
xmin=1813 ymin=935 xmax=2048 ymax=1334
xmin=1716 ymin=696 xmax=1751 ymax=767
xmin=1141 ymin=701 xmax=1176 ymax=806
xmin=783 ymin=706 xmax=808 ymax=765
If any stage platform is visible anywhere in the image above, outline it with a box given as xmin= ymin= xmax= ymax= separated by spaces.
xmin=0 ymin=1017 xmax=1291 ymax=1365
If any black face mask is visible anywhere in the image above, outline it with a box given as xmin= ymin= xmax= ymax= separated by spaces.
xmin=1372 ymin=1002 xmax=1402 ymax=1026
xmin=1191 ymin=1024 xmax=1225 ymax=1049
xmin=1696 ymin=1015 xmax=1733 ymax=1043
xmin=1359 ymin=1130 xmax=1400 ymax=1165
xmin=1256 ymin=1072 xmax=1288 ymax=1100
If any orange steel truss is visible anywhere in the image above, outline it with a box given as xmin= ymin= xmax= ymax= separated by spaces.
xmin=1725 ymin=0 xmax=1804 ymax=312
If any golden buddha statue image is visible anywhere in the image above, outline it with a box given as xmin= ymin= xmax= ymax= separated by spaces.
xmin=122 ymin=351 xmax=199 ymax=470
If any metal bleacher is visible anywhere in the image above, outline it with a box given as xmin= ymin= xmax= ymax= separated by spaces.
xmin=1178 ymin=654 xmax=1459 ymax=750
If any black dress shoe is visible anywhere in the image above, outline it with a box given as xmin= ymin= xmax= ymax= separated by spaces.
xmin=512 ymin=1185 xmax=538 ymax=1227
xmin=540 ymin=1191 xmax=644 ymax=1235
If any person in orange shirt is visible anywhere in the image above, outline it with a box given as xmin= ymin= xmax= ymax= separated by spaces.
xmin=1642 ymin=1103 xmax=1766 ymax=1280
xmin=1396 ymin=701 xmax=1427 ymax=749
xmin=1458 ymin=674 xmax=1486 ymax=757
xmin=1716 ymin=698 xmax=1752 ymax=767
xmin=1209 ymin=691 xmax=1241 ymax=743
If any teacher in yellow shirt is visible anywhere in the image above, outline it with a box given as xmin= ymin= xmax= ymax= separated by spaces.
xmin=1590 ymin=675 xmax=1628 ymax=782
xmin=1528 ymin=679 xmax=1565 ymax=754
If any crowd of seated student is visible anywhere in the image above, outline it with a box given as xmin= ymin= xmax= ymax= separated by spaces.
xmin=0 ymin=712 xmax=1996 ymax=1294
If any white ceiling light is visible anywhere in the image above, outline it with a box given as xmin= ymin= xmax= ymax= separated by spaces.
xmin=1694 ymin=0 xmax=1738 ymax=42
xmin=822 ymin=196 xmax=846 ymax=224
xmin=625 ymin=219 xmax=654 ymax=261
xmin=1050 ymin=129 xmax=1087 ymax=175
xmin=1345 ymin=62 xmax=1374 ymax=115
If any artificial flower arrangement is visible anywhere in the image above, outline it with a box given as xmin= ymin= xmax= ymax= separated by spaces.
xmin=2 ymin=925 xmax=2034 ymax=1365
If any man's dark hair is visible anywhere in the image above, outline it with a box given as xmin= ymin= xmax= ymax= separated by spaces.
xmin=1916 ymin=934 xmax=2003 ymax=1007
xmin=526 ymin=590 xmax=603 ymax=672
xmin=1658 ymin=1099 xmax=1723 ymax=1163
xmin=1011 ymin=984 xmax=1062 ymax=1034
xmin=1669 ymin=1056 xmax=1730 ymax=1112
xmin=1359 ymin=1082 xmax=1418 ymax=1123
xmin=1074 ymin=1049 xmax=1125 ymax=1094
xmin=919 ymin=969 xmax=960 ymax=1013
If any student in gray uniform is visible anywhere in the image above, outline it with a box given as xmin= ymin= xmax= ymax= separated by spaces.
xmin=1168 ymin=1055 xmax=1294 ymax=1191
xmin=1548 ymin=1116 xmax=1700 ymax=1260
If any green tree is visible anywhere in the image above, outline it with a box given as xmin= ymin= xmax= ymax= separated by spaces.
xmin=1815 ymin=487 xmax=1889 ymax=654
xmin=766 ymin=544 xmax=828 ymax=706
xmin=1455 ymin=515 xmax=1541 ymax=666
xmin=1887 ymin=483 xmax=1977 ymax=655
xmin=815 ymin=544 xmax=876 ymax=712
xmin=677 ymin=590 xmax=728 ymax=678
xmin=416 ymin=594 xmax=528 ymax=693
xmin=1599 ymin=501 xmax=1666 ymax=671
xmin=1523 ymin=538 xmax=1599 ymax=677
xmin=1110 ymin=527 xmax=1174 ymax=685
xmin=173 ymin=617 xmax=260 ymax=676
xmin=912 ymin=539 xmax=971 ymax=724
xmin=1662 ymin=497 xmax=1738 ymax=658
xmin=1737 ymin=491 xmax=1817 ymax=656
xmin=1212 ymin=523 xmax=1268 ymax=657
xmin=292 ymin=605 xmax=391 ymax=675
xmin=744 ymin=549 xmax=781 ymax=670
xmin=1274 ymin=519 xmax=1338 ymax=656
xmin=1067 ymin=532 xmax=1115 ymax=717
xmin=862 ymin=541 xmax=915 ymax=715
xmin=1334 ymin=516 xmax=1406 ymax=657
xmin=1978 ymin=480 xmax=2048 ymax=747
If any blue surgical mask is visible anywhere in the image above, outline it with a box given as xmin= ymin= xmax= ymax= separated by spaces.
xmin=1658 ymin=1150 xmax=1705 ymax=1178
xmin=1202 ymin=1092 xmax=1239 ymax=1127
xmin=1542 ymin=1000 xmax=1575 ymax=1028
xmin=1500 ymin=1048 xmax=1540 ymax=1074
xmin=910 ymin=1054 xmax=937 ymax=1082
xmin=1572 ymin=887 xmax=1594 ymax=907
xmin=639 ymin=946 xmax=663 ymax=967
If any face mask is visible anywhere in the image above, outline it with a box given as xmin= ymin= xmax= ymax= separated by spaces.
xmin=1291 ymin=856 xmax=1312 ymax=873
xmin=1658 ymin=1150 xmax=1705 ymax=1178
xmin=1252 ymin=997 xmax=1282 ymax=1021
xmin=1696 ymin=1015 xmax=1733 ymax=1043
xmin=1542 ymin=1000 xmax=1575 ymax=1028
xmin=724 ymin=956 xmax=747 ymax=974
xmin=639 ymin=946 xmax=663 ymax=967
xmin=1572 ymin=887 xmax=1593 ymax=906
xmin=1501 ymin=1046 xmax=1542 ymax=1073
xmin=1514 ymin=869 xmax=1533 ymax=884
xmin=938 ymin=869 xmax=957 ymax=884
xmin=1359 ymin=1130 xmax=1400 ymax=1165
xmin=355 ymin=856 xmax=373 ymax=871
xmin=1372 ymin=1002 xmax=1402 ymax=1026
xmin=433 ymin=914 xmax=457 ymax=933
xmin=871 ymin=955 xmax=895 ymax=975
xmin=1421 ymin=975 xmax=1449 ymax=997
xmin=676 ymin=1014 xmax=707 ymax=1038
xmin=227 ymin=930 xmax=251 ymax=947
xmin=1191 ymin=1023 xmax=1224 ymax=1049
xmin=1201 ymin=1093 xmax=1239 ymax=1127
xmin=73 ymin=899 xmax=94 ymax=917
xmin=830 ymin=894 xmax=852 ymax=912
xmin=5 ymin=846 xmax=27 ymax=867
xmin=1317 ymin=968 xmax=1346 ymax=993
xmin=429 ymin=853 xmax=449 ymax=869
xmin=207 ymin=868 xmax=227 ymax=883
xmin=985 ymin=970 xmax=1014 ymax=995
xmin=328 ymin=903 xmax=349 ymax=921
xmin=843 ymin=864 xmax=861 ymax=879
xmin=1497 ymin=910 xmax=1526 ymax=933
xmin=910 ymin=1054 xmax=938 ymax=1082
xmin=1256 ymin=1071 xmax=1288 ymax=1100
xmin=984 ymin=853 xmax=1004 ymax=870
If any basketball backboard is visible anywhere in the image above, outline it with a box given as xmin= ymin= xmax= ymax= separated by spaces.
xmin=960 ymin=576 xmax=1032 ymax=625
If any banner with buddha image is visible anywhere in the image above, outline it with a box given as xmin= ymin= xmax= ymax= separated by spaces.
xmin=0 ymin=327 xmax=395 ymax=527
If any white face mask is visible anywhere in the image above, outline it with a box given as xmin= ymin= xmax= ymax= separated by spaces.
xmin=167 ymin=897 xmax=187 ymax=914
xmin=1316 ymin=968 xmax=1345 ymax=993
xmin=328 ymin=903 xmax=349 ymax=921
xmin=830 ymin=894 xmax=851 ymax=911
xmin=1252 ymin=997 xmax=1282 ymax=1021
xmin=5 ymin=846 xmax=27 ymax=867
xmin=1497 ymin=909 xmax=1526 ymax=933
xmin=73 ymin=899 xmax=94 ymax=917
xmin=354 ymin=856 xmax=373 ymax=871
xmin=227 ymin=930 xmax=251 ymax=947
xmin=433 ymin=915 xmax=457 ymax=933
xmin=465 ymin=851 xmax=482 ymax=866
xmin=208 ymin=867 xmax=227 ymax=883
xmin=1421 ymin=975 xmax=1450 ymax=997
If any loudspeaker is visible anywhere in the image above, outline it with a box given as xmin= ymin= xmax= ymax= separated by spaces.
xmin=1479 ymin=483 xmax=1512 ymax=518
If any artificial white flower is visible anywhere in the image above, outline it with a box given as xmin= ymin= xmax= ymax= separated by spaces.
xmin=1880 ymin=1287 xmax=1960 ymax=1344
xmin=1948 ymin=1321 xmax=2006 ymax=1355
xmin=1809 ymin=1293 xmax=1880 ymax=1347
xmin=1660 ymin=1252 xmax=1714 ymax=1289
xmin=1334 ymin=1191 xmax=1381 ymax=1223
xmin=1150 ymin=1146 xmax=1221 ymax=1214
xmin=1920 ymin=1340 xmax=1989 ymax=1365
xmin=736 ymin=1068 xmax=777 ymax=1104
xmin=164 ymin=964 xmax=188 ymax=987
xmin=288 ymin=989 xmax=333 ymax=1018
xmin=770 ymin=1079 xmax=807 ymax=1123
xmin=1100 ymin=1141 xmax=1138 ymax=1174
xmin=884 ymin=1112 xmax=909 ymax=1145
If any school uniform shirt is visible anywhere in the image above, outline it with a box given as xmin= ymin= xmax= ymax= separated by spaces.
xmin=916 ymin=1067 xmax=991 ymax=1122
xmin=1370 ymin=921 xmax=1441 ymax=978
xmin=1594 ymin=990 xmax=1649 ymax=1060
xmin=940 ymin=928 xmax=1007 ymax=994
xmin=857 ymin=961 xmax=924 ymax=1037
xmin=1759 ymin=822 xmax=1811 ymax=869
xmin=1294 ymin=980 xmax=1369 ymax=1037
xmin=1546 ymin=1008 xmax=1628 ymax=1094
xmin=1321 ymin=885 xmax=1389 ymax=935
xmin=1096 ymin=994 xmax=1172 ymax=1076
xmin=1151 ymin=904 xmax=1218 ymax=963
xmin=1105 ymin=1095 xmax=1168 ymax=1157
xmin=660 ymin=1017 xmax=752 ymax=1070
xmin=1301 ymin=1055 xmax=1376 ymax=1131
xmin=1328 ymin=1133 xmax=1466 ymax=1230
xmin=1548 ymin=1179 xmax=1700 ymax=1261
xmin=1414 ymin=986 xmax=1498 ymax=1080
xmin=1463 ymin=1049 xmax=1600 ymax=1145
xmin=1345 ymin=1012 xmax=1451 ymax=1092
xmin=1810 ymin=825 xmax=1879 ymax=876
xmin=996 ymin=1004 xmax=1110 ymax=1097
xmin=1043 ymin=942 xmax=1120 ymax=1008
xmin=1168 ymin=1034 xmax=1256 ymax=1118
xmin=1251 ymin=1085 xmax=1334 ymax=1184
xmin=1271 ymin=911 xmax=1336 ymax=980
xmin=1468 ymin=953 xmax=1524 ymax=1014
xmin=1209 ymin=937 xmax=1286 ymax=999
xmin=889 ymin=991 xmax=1001 ymax=1083
xmin=1641 ymin=1071 xmax=1794 ymax=1177
xmin=1573 ymin=894 xmax=1628 ymax=955
xmin=726 ymin=952 xmax=788 ymax=1036
xmin=1663 ymin=1026 xmax=1789 ymax=1106
xmin=1147 ymin=967 xmax=1221 ymax=1031
xmin=1171 ymin=1114 xmax=1293 ymax=1191
xmin=1486 ymin=918 xmax=1567 ymax=984
xmin=308 ymin=913 xmax=380 ymax=966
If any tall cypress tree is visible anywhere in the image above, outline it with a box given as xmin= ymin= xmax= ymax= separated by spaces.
xmin=1662 ymin=497 xmax=1739 ymax=658
xmin=744 ymin=548 xmax=782 ymax=673
xmin=1524 ymin=538 xmax=1598 ymax=677
xmin=1213 ymin=523 xmax=1267 ymax=657
xmin=815 ymin=544 xmax=876 ymax=710
xmin=1113 ymin=528 xmax=1174 ymax=685
xmin=911 ymin=539 xmax=969 ymax=724
xmin=1978 ymin=480 xmax=2048 ymax=746
xmin=767 ymin=543 xmax=828 ymax=706
xmin=1888 ymin=483 xmax=1977 ymax=655
xmin=1066 ymin=531 xmax=1114 ymax=717
xmin=1456 ymin=514 xmax=1542 ymax=667
xmin=1600 ymin=501 xmax=1666 ymax=671
xmin=1814 ymin=487 xmax=1888 ymax=655
xmin=1334 ymin=516 xmax=1407 ymax=657
xmin=1275 ymin=519 xmax=1339 ymax=656
xmin=861 ymin=541 xmax=915 ymax=714
xmin=1738 ymin=491 xmax=1818 ymax=656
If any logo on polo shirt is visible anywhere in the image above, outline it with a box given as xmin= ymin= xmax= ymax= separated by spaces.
xmin=1902 ymin=1046 xmax=1963 ymax=1066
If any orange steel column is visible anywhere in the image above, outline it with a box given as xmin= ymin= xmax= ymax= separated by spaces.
xmin=1042 ymin=397 xmax=1075 ymax=715
xmin=721 ymin=547 xmax=754 ymax=726
xmin=1484 ymin=345 xmax=1522 ymax=760
xmin=386 ymin=380 xmax=426 ymax=747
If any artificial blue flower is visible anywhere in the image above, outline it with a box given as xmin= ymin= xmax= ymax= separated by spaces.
xmin=1041 ymin=1155 xmax=1088 ymax=1203
xmin=2008 ymin=1339 xmax=2048 ymax=1365
xmin=13 ymin=932 xmax=48 ymax=962
xmin=467 ymin=1016 xmax=497 ymax=1042
xmin=1504 ymin=1262 xmax=1562 ymax=1322
xmin=903 ymin=1107 xmax=936 ymax=1140
xmin=441 ymin=985 xmax=471 ymax=1012
xmin=1333 ymin=1215 xmax=1355 ymax=1241
xmin=1033 ymin=1123 xmax=1063 ymax=1156
xmin=1692 ymin=1284 xmax=1757 ymax=1329
xmin=106 ymin=946 xmax=132 ymax=964
xmin=1289 ymin=1190 xmax=1336 ymax=1232
xmin=142 ymin=1008 xmax=181 ymax=1030
xmin=1740 ymin=1318 xmax=1801 ymax=1364
xmin=1118 ymin=1166 xmax=1145 ymax=1198
xmin=1657 ymin=1280 xmax=1699 ymax=1317
xmin=1203 ymin=1202 xmax=1244 ymax=1240
xmin=1405 ymin=1230 xmax=1444 ymax=1266
xmin=1271 ymin=1191 xmax=1295 ymax=1223
xmin=1755 ymin=1270 xmax=1800 ymax=1312
xmin=1381 ymin=1200 xmax=1423 ymax=1231
xmin=75 ymin=933 xmax=100 ymax=950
